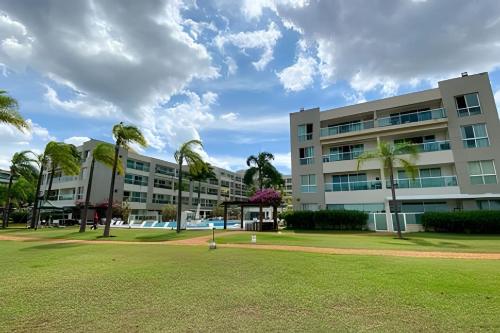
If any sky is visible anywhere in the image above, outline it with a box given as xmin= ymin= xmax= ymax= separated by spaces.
xmin=1 ymin=0 xmax=500 ymax=174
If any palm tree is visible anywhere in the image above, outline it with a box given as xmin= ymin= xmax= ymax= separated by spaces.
xmin=103 ymin=122 xmax=147 ymax=237
xmin=243 ymin=152 xmax=283 ymax=190
xmin=356 ymin=141 xmax=419 ymax=239
xmin=79 ymin=143 xmax=123 ymax=233
xmin=0 ymin=90 xmax=29 ymax=131
xmin=30 ymin=142 xmax=81 ymax=229
xmin=174 ymin=139 xmax=205 ymax=233
xmin=189 ymin=162 xmax=216 ymax=219
xmin=2 ymin=151 xmax=38 ymax=228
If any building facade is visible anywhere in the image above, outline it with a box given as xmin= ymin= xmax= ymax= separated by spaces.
xmin=41 ymin=139 xmax=247 ymax=222
xmin=290 ymin=72 xmax=500 ymax=232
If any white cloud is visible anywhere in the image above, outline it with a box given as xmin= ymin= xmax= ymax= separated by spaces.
xmin=215 ymin=22 xmax=282 ymax=71
xmin=220 ymin=112 xmax=238 ymax=121
xmin=495 ymin=90 xmax=500 ymax=114
xmin=64 ymin=136 xmax=91 ymax=146
xmin=277 ymin=56 xmax=316 ymax=92
xmin=224 ymin=56 xmax=237 ymax=75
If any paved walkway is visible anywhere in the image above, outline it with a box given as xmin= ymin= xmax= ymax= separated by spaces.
xmin=1 ymin=233 xmax=500 ymax=260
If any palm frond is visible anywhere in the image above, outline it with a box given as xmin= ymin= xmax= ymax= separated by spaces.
xmin=243 ymin=167 xmax=258 ymax=186
xmin=0 ymin=90 xmax=29 ymax=131
xmin=397 ymin=158 xmax=419 ymax=180
xmin=93 ymin=143 xmax=124 ymax=175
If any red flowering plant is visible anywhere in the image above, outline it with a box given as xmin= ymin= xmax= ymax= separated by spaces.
xmin=249 ymin=188 xmax=282 ymax=207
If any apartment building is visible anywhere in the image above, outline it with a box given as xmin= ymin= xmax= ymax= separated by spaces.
xmin=290 ymin=72 xmax=500 ymax=232
xmin=41 ymin=139 xmax=247 ymax=221
xmin=0 ymin=169 xmax=10 ymax=185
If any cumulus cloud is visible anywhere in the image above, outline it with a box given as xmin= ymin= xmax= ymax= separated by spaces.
xmin=64 ymin=136 xmax=91 ymax=146
xmin=252 ymin=0 xmax=500 ymax=95
xmin=215 ymin=22 xmax=282 ymax=71
xmin=277 ymin=55 xmax=316 ymax=92
xmin=495 ymin=90 xmax=500 ymax=114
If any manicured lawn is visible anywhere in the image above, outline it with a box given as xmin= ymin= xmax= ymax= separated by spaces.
xmin=0 ymin=225 xmax=213 ymax=242
xmin=217 ymin=230 xmax=500 ymax=253
xmin=0 ymin=239 xmax=499 ymax=332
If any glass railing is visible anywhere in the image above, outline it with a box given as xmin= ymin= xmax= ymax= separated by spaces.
xmin=323 ymin=151 xmax=364 ymax=163
xmin=53 ymin=176 xmax=79 ymax=183
xmin=325 ymin=180 xmax=383 ymax=192
xmin=387 ymin=176 xmax=458 ymax=189
xmin=378 ymin=108 xmax=446 ymax=127
xmin=57 ymin=194 xmax=75 ymax=200
xmin=298 ymin=133 xmax=313 ymax=142
xmin=320 ymin=120 xmax=374 ymax=137
xmin=299 ymin=157 xmax=315 ymax=165
xmin=398 ymin=140 xmax=451 ymax=153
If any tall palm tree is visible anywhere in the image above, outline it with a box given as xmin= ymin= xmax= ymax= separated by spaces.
xmin=103 ymin=122 xmax=147 ymax=237
xmin=244 ymin=152 xmax=283 ymax=190
xmin=0 ymin=90 xmax=29 ymax=131
xmin=174 ymin=139 xmax=205 ymax=233
xmin=2 ymin=151 xmax=38 ymax=228
xmin=30 ymin=142 xmax=80 ymax=229
xmin=189 ymin=162 xmax=216 ymax=219
xmin=356 ymin=141 xmax=419 ymax=239
xmin=79 ymin=143 xmax=123 ymax=233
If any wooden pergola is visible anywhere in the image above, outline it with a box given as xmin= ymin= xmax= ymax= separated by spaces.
xmin=220 ymin=200 xmax=278 ymax=231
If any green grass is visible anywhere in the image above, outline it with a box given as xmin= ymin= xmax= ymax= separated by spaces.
xmin=0 ymin=225 xmax=214 ymax=242
xmin=0 ymin=239 xmax=499 ymax=332
xmin=216 ymin=230 xmax=500 ymax=253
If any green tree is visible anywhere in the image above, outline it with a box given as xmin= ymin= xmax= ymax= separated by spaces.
xmin=103 ymin=122 xmax=147 ymax=237
xmin=174 ymin=139 xmax=205 ymax=233
xmin=189 ymin=162 xmax=216 ymax=219
xmin=162 ymin=204 xmax=177 ymax=221
xmin=79 ymin=143 xmax=123 ymax=233
xmin=356 ymin=141 xmax=419 ymax=239
xmin=2 ymin=151 xmax=38 ymax=228
xmin=243 ymin=152 xmax=283 ymax=190
xmin=0 ymin=90 xmax=29 ymax=131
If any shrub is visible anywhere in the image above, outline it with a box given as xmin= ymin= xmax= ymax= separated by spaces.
xmin=10 ymin=209 xmax=29 ymax=224
xmin=282 ymin=210 xmax=368 ymax=230
xmin=422 ymin=211 xmax=500 ymax=233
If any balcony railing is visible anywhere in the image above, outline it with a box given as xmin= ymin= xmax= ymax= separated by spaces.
xmin=53 ymin=176 xmax=79 ymax=183
xmin=298 ymin=133 xmax=313 ymax=142
xmin=299 ymin=157 xmax=315 ymax=165
xmin=57 ymin=194 xmax=75 ymax=200
xmin=323 ymin=150 xmax=363 ymax=163
xmin=320 ymin=120 xmax=374 ymax=137
xmin=400 ymin=140 xmax=451 ymax=153
xmin=387 ymin=176 xmax=458 ymax=189
xmin=325 ymin=180 xmax=383 ymax=192
xmin=378 ymin=108 xmax=446 ymax=127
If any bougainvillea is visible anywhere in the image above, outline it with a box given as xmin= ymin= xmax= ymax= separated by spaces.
xmin=249 ymin=188 xmax=282 ymax=206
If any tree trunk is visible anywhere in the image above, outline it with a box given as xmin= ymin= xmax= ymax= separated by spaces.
xmin=31 ymin=163 xmax=44 ymax=229
xmin=176 ymin=157 xmax=183 ymax=233
xmin=103 ymin=144 xmax=119 ymax=237
xmin=79 ymin=157 xmax=95 ymax=233
xmin=259 ymin=203 xmax=263 ymax=231
xmin=39 ymin=166 xmax=56 ymax=227
xmin=258 ymin=167 xmax=263 ymax=190
xmin=389 ymin=165 xmax=403 ymax=239
xmin=2 ymin=175 xmax=13 ymax=229
xmin=273 ymin=205 xmax=278 ymax=231
xmin=195 ymin=180 xmax=201 ymax=219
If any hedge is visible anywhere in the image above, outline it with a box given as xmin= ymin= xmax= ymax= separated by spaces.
xmin=422 ymin=211 xmax=500 ymax=233
xmin=10 ymin=210 xmax=29 ymax=224
xmin=281 ymin=210 xmax=368 ymax=230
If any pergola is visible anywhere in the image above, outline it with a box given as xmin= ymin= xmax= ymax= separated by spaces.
xmin=220 ymin=200 xmax=278 ymax=231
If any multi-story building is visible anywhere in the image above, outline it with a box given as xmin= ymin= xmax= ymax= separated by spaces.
xmin=290 ymin=72 xmax=500 ymax=232
xmin=41 ymin=139 xmax=247 ymax=222
xmin=0 ymin=169 xmax=10 ymax=185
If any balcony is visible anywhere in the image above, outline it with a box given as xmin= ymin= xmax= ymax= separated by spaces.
xmin=377 ymin=108 xmax=446 ymax=127
xmin=320 ymin=120 xmax=374 ymax=137
xmin=325 ymin=180 xmax=383 ymax=192
xmin=399 ymin=140 xmax=451 ymax=153
xmin=299 ymin=157 xmax=315 ymax=165
xmin=57 ymin=193 xmax=75 ymax=200
xmin=323 ymin=151 xmax=363 ymax=163
xmin=387 ymin=176 xmax=458 ymax=189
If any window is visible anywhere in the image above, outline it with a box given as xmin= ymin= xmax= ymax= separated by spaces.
xmin=152 ymin=194 xmax=171 ymax=204
xmin=327 ymin=203 xmax=385 ymax=212
xmin=299 ymin=147 xmax=314 ymax=165
xmin=155 ymin=165 xmax=175 ymax=176
xmin=461 ymin=124 xmax=489 ymax=148
xmin=468 ymin=160 xmax=497 ymax=185
xmin=332 ymin=173 xmax=368 ymax=191
xmin=325 ymin=144 xmax=364 ymax=162
xmin=300 ymin=174 xmax=317 ymax=193
xmin=123 ymin=191 xmax=147 ymax=203
xmin=127 ymin=159 xmax=150 ymax=172
xmin=124 ymin=174 xmax=148 ymax=186
xmin=154 ymin=178 xmax=172 ymax=189
xmin=298 ymin=124 xmax=313 ymax=142
xmin=302 ymin=203 xmax=319 ymax=211
xmin=477 ymin=200 xmax=500 ymax=210
xmin=456 ymin=93 xmax=481 ymax=117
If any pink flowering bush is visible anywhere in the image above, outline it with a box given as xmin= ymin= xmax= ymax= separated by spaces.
xmin=249 ymin=188 xmax=282 ymax=206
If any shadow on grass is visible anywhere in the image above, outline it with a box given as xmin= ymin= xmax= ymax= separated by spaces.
xmin=20 ymin=242 xmax=83 ymax=251
xmin=134 ymin=233 xmax=186 ymax=242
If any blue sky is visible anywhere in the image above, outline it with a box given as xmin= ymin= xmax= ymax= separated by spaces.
xmin=1 ymin=0 xmax=500 ymax=173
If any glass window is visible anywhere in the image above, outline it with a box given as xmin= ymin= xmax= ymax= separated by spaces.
xmin=456 ymin=93 xmax=481 ymax=117
xmin=461 ymin=124 xmax=489 ymax=148
xmin=127 ymin=159 xmax=150 ymax=172
xmin=468 ymin=160 xmax=497 ymax=185
xmin=298 ymin=124 xmax=313 ymax=142
xmin=300 ymin=174 xmax=317 ymax=193
xmin=302 ymin=203 xmax=319 ymax=211
xmin=124 ymin=174 xmax=148 ymax=186
xmin=477 ymin=200 xmax=500 ymax=210
xmin=299 ymin=147 xmax=315 ymax=165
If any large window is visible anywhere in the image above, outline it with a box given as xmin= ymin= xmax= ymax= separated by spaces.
xmin=325 ymin=144 xmax=364 ymax=162
xmin=300 ymin=174 xmax=317 ymax=193
xmin=327 ymin=203 xmax=384 ymax=212
xmin=477 ymin=200 xmax=500 ymax=210
xmin=302 ymin=203 xmax=319 ymax=211
xmin=154 ymin=178 xmax=172 ymax=189
xmin=155 ymin=164 xmax=175 ymax=176
xmin=332 ymin=173 xmax=367 ymax=191
xmin=127 ymin=159 xmax=150 ymax=172
xmin=299 ymin=147 xmax=315 ymax=165
xmin=124 ymin=174 xmax=148 ymax=186
xmin=123 ymin=191 xmax=147 ymax=203
xmin=468 ymin=160 xmax=497 ymax=185
xmin=455 ymin=93 xmax=481 ymax=117
xmin=152 ymin=194 xmax=171 ymax=204
xmin=461 ymin=124 xmax=489 ymax=148
xmin=298 ymin=123 xmax=313 ymax=142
